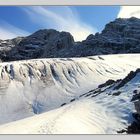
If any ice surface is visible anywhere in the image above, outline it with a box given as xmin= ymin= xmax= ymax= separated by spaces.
xmin=0 ymin=54 xmax=140 ymax=134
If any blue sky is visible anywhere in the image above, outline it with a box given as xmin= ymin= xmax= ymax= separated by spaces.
xmin=0 ymin=6 xmax=138 ymax=41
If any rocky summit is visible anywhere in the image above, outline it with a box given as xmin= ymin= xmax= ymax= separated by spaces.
xmin=1 ymin=17 xmax=140 ymax=62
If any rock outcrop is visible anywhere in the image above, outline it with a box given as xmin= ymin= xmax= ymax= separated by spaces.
xmin=82 ymin=17 xmax=140 ymax=55
xmin=1 ymin=29 xmax=74 ymax=61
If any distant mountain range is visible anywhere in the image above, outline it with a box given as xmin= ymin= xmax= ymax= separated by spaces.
xmin=0 ymin=17 xmax=140 ymax=62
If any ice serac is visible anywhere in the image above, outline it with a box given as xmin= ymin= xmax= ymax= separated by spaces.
xmin=1 ymin=54 xmax=140 ymax=126
xmin=1 ymin=58 xmax=140 ymax=134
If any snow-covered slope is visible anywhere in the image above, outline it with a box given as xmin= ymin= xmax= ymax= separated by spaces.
xmin=0 ymin=66 xmax=140 ymax=134
xmin=0 ymin=54 xmax=140 ymax=134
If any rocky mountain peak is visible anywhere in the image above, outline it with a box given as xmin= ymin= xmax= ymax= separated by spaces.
xmin=19 ymin=29 xmax=74 ymax=47
xmin=102 ymin=17 xmax=140 ymax=35
xmin=1 ymin=17 xmax=140 ymax=62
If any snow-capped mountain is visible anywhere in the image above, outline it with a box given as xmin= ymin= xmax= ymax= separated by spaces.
xmin=1 ymin=17 xmax=140 ymax=62
xmin=1 ymin=17 xmax=140 ymax=134
xmin=0 ymin=54 xmax=140 ymax=134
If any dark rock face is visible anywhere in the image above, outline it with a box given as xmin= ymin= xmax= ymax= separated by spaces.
xmin=131 ymin=93 xmax=140 ymax=102
xmin=118 ymin=113 xmax=140 ymax=134
xmin=123 ymin=111 xmax=140 ymax=134
xmin=126 ymin=75 xmax=140 ymax=134
xmin=60 ymin=103 xmax=67 ymax=107
xmin=82 ymin=17 xmax=140 ymax=55
xmin=127 ymin=121 xmax=140 ymax=134
xmin=114 ymin=69 xmax=140 ymax=90
xmin=0 ymin=37 xmax=24 ymax=61
xmin=98 ymin=79 xmax=115 ymax=88
xmin=1 ymin=29 xmax=74 ymax=61
xmin=1 ymin=17 xmax=140 ymax=62
xmin=134 ymin=101 xmax=140 ymax=116
xmin=112 ymin=91 xmax=121 ymax=96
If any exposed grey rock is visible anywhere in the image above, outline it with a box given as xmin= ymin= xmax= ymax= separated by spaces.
xmin=98 ymin=79 xmax=115 ymax=88
xmin=114 ymin=69 xmax=140 ymax=90
xmin=134 ymin=101 xmax=140 ymax=115
xmin=83 ymin=17 xmax=140 ymax=55
xmin=0 ymin=29 xmax=74 ymax=61
xmin=112 ymin=91 xmax=121 ymax=96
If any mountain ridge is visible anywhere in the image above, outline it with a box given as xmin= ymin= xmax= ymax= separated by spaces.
xmin=1 ymin=17 xmax=140 ymax=62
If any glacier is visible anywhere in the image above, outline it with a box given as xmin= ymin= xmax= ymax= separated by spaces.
xmin=0 ymin=54 xmax=140 ymax=134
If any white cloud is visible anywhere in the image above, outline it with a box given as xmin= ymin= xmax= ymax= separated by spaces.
xmin=22 ymin=6 xmax=97 ymax=41
xmin=0 ymin=21 xmax=30 ymax=40
xmin=117 ymin=6 xmax=140 ymax=18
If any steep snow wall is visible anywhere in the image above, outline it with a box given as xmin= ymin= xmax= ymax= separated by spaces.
xmin=0 ymin=54 xmax=140 ymax=124
xmin=1 ymin=66 xmax=140 ymax=134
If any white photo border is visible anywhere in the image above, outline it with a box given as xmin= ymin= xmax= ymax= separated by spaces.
xmin=0 ymin=0 xmax=139 ymax=5
xmin=0 ymin=0 xmax=140 ymax=140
